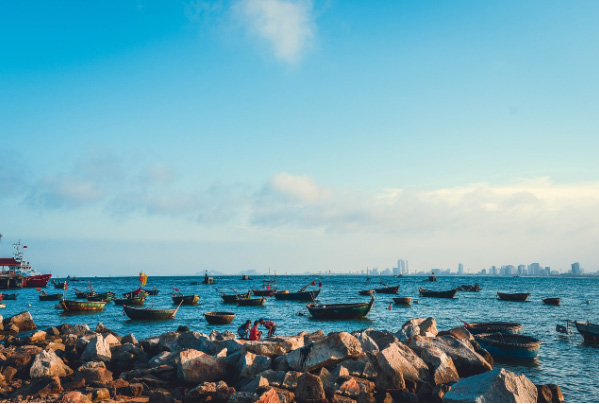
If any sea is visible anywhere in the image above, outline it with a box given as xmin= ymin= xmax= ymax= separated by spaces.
xmin=2 ymin=275 xmax=597 ymax=402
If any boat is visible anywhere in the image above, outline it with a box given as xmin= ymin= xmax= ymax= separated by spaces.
xmin=0 ymin=241 xmax=52 ymax=288
xmin=123 ymin=305 xmax=179 ymax=320
xmin=0 ymin=293 xmax=17 ymax=300
xmin=457 ymin=283 xmax=481 ymax=292
xmin=306 ymin=296 xmax=375 ymax=320
xmin=252 ymin=288 xmax=276 ymax=296
xmin=358 ymin=289 xmax=374 ymax=296
xmin=221 ymin=290 xmax=251 ymax=303
xmin=543 ymin=298 xmax=561 ymax=306
xmin=241 ymin=275 xmax=251 ymax=280
xmin=419 ymin=287 xmax=458 ymax=298
xmin=428 ymin=272 xmax=437 ymax=282
xmin=474 ymin=333 xmax=542 ymax=359
xmin=464 ymin=322 xmax=522 ymax=335
xmin=86 ymin=292 xmax=115 ymax=302
xmin=74 ymin=289 xmax=95 ymax=299
xmin=497 ymin=292 xmax=530 ymax=301
xmin=61 ymin=299 xmax=107 ymax=312
xmin=374 ymin=284 xmax=400 ymax=294
xmin=274 ymin=289 xmax=320 ymax=301
xmin=52 ymin=280 xmax=66 ymax=289
xmin=392 ymin=297 xmax=412 ymax=304
xmin=202 ymin=270 xmax=215 ymax=285
xmin=0 ymin=294 xmax=3 ymax=303
xmin=39 ymin=292 xmax=63 ymax=301
xmin=171 ymin=294 xmax=200 ymax=305
xmin=142 ymin=287 xmax=160 ymax=296
xmin=573 ymin=321 xmax=599 ymax=344
xmin=237 ymin=297 xmax=266 ymax=306
xmin=204 ymin=311 xmax=235 ymax=325
xmin=113 ymin=296 xmax=146 ymax=306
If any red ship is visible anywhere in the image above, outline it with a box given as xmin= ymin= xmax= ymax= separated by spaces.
xmin=0 ymin=240 xmax=52 ymax=288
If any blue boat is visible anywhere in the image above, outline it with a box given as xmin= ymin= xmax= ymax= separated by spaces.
xmin=474 ymin=333 xmax=541 ymax=359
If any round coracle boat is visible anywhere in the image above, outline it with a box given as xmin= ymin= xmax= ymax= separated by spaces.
xmin=204 ymin=311 xmax=236 ymax=325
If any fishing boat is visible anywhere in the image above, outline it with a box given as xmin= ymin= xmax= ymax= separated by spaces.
xmin=39 ymin=292 xmax=63 ymax=301
xmin=171 ymin=294 xmax=200 ymax=305
xmin=123 ymin=290 xmax=149 ymax=298
xmin=61 ymin=299 xmax=107 ymax=312
xmin=202 ymin=270 xmax=215 ymax=285
xmin=237 ymin=297 xmax=266 ymax=306
xmin=419 ymin=287 xmax=458 ymax=298
xmin=274 ymin=289 xmax=320 ymax=301
xmin=464 ymin=322 xmax=522 ymax=335
xmin=0 ymin=293 xmax=17 ymax=300
xmin=123 ymin=305 xmax=179 ymax=320
xmin=52 ymin=280 xmax=66 ymax=289
xmin=573 ymin=321 xmax=599 ymax=344
xmin=142 ymin=287 xmax=160 ymax=296
xmin=114 ymin=296 xmax=146 ymax=306
xmin=253 ymin=271 xmax=277 ymax=295
xmin=392 ymin=297 xmax=412 ymax=304
xmin=252 ymin=288 xmax=276 ymax=296
xmin=358 ymin=289 xmax=374 ymax=296
xmin=497 ymin=292 xmax=530 ymax=301
xmin=241 ymin=275 xmax=251 ymax=280
xmin=307 ymin=296 xmax=375 ymax=320
xmin=86 ymin=292 xmax=115 ymax=302
xmin=204 ymin=311 xmax=235 ymax=325
xmin=74 ymin=289 xmax=95 ymax=299
xmin=543 ymin=298 xmax=561 ymax=306
xmin=474 ymin=333 xmax=542 ymax=359
xmin=428 ymin=272 xmax=437 ymax=282
xmin=221 ymin=290 xmax=251 ymax=303
xmin=9 ymin=241 xmax=52 ymax=288
xmin=374 ymin=284 xmax=400 ymax=294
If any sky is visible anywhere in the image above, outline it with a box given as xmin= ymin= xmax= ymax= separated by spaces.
xmin=1 ymin=1 xmax=599 ymax=277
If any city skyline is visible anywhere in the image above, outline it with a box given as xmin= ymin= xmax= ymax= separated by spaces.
xmin=2 ymin=1 xmax=599 ymax=277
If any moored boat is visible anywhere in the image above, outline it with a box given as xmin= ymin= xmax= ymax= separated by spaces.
xmin=204 ymin=311 xmax=235 ymax=325
xmin=123 ymin=305 xmax=178 ymax=320
xmin=39 ymin=292 xmax=63 ymax=301
xmin=392 ymin=297 xmax=412 ymax=305
xmin=307 ymin=296 xmax=375 ymax=320
xmin=474 ymin=333 xmax=542 ymax=359
xmin=0 ymin=240 xmax=52 ymax=288
xmin=172 ymin=294 xmax=200 ymax=305
xmin=574 ymin=321 xmax=599 ymax=344
xmin=358 ymin=289 xmax=374 ymax=296
xmin=237 ymin=297 xmax=266 ymax=306
xmin=374 ymin=285 xmax=400 ymax=294
xmin=202 ymin=270 xmax=215 ymax=284
xmin=252 ymin=288 xmax=276 ymax=297
xmin=221 ymin=291 xmax=251 ymax=303
xmin=114 ymin=296 xmax=146 ymax=306
xmin=0 ymin=293 xmax=17 ymax=300
xmin=142 ymin=287 xmax=160 ymax=296
xmin=543 ymin=298 xmax=561 ymax=306
xmin=497 ymin=292 xmax=530 ymax=301
xmin=419 ymin=288 xmax=458 ymax=298
xmin=274 ymin=289 xmax=320 ymax=301
xmin=87 ymin=292 xmax=115 ymax=302
xmin=61 ymin=299 xmax=106 ymax=312
xmin=465 ymin=322 xmax=522 ymax=335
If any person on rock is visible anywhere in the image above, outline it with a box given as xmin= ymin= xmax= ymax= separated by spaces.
xmin=249 ymin=320 xmax=262 ymax=340
xmin=259 ymin=318 xmax=277 ymax=338
xmin=237 ymin=320 xmax=251 ymax=339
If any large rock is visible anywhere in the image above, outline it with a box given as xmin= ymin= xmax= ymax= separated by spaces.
xmin=295 ymin=372 xmax=326 ymax=402
xmin=10 ymin=375 xmax=62 ymax=399
xmin=286 ymin=332 xmax=362 ymax=371
xmin=407 ymin=335 xmax=492 ymax=378
xmin=241 ymin=339 xmax=300 ymax=357
xmin=235 ymin=351 xmax=272 ymax=379
xmin=177 ymin=349 xmax=227 ymax=384
xmin=80 ymin=335 xmax=112 ymax=363
xmin=420 ymin=346 xmax=459 ymax=385
xmin=72 ymin=366 xmax=114 ymax=388
xmin=375 ymin=341 xmax=430 ymax=390
xmin=397 ymin=318 xmax=438 ymax=341
xmin=3 ymin=311 xmax=36 ymax=333
xmin=110 ymin=343 xmax=150 ymax=373
xmin=443 ymin=368 xmax=537 ymax=403
xmin=61 ymin=324 xmax=90 ymax=337
xmin=29 ymin=349 xmax=73 ymax=379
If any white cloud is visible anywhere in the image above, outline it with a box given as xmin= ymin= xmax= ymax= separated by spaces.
xmin=268 ymin=172 xmax=331 ymax=203
xmin=234 ymin=0 xmax=315 ymax=63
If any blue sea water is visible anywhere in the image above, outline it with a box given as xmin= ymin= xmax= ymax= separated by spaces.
xmin=2 ymin=275 xmax=597 ymax=402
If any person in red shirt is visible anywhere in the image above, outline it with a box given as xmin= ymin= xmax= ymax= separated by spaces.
xmin=249 ymin=320 xmax=262 ymax=340
xmin=259 ymin=318 xmax=277 ymax=338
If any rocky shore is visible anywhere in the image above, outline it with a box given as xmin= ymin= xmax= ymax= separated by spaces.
xmin=0 ymin=311 xmax=564 ymax=403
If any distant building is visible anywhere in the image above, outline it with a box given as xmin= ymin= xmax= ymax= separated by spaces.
xmin=528 ymin=263 xmax=541 ymax=276
xmin=393 ymin=259 xmax=409 ymax=275
xmin=517 ymin=265 xmax=527 ymax=276
xmin=458 ymin=263 xmax=464 ymax=274
xmin=572 ymin=262 xmax=583 ymax=275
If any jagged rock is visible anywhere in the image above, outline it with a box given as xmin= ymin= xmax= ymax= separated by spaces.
xmin=102 ymin=333 xmax=121 ymax=348
xmin=96 ymin=323 xmax=121 ymax=340
xmin=336 ymin=352 xmax=378 ymax=380
xmin=336 ymin=376 xmax=376 ymax=401
xmin=75 ymin=333 xmax=97 ymax=353
xmin=0 ymin=314 xmax=3 ymax=331
xmin=420 ymin=346 xmax=460 ymax=385
xmin=61 ymin=324 xmax=90 ymax=337
xmin=77 ymin=361 xmax=106 ymax=370
xmin=375 ymin=341 xmax=430 ymax=390
xmin=236 ymin=375 xmax=270 ymax=392
xmin=271 ymin=387 xmax=295 ymax=403
xmin=3 ymin=311 xmax=37 ymax=333
xmin=537 ymin=385 xmax=553 ymax=403
xmin=72 ymin=366 xmax=114 ymax=387
xmin=148 ymin=388 xmax=175 ymax=402
xmin=30 ymin=349 xmax=73 ymax=379
xmin=240 ymin=340 xmax=293 ymax=357
xmin=397 ymin=318 xmax=438 ymax=341
xmin=4 ymin=345 xmax=43 ymax=377
xmin=184 ymin=381 xmax=217 ymax=401
xmin=28 ymin=330 xmax=47 ymax=344
xmin=365 ymin=329 xmax=400 ymax=351
xmin=256 ymin=388 xmax=281 ymax=403
xmin=80 ymin=335 xmax=112 ymax=363
xmin=116 ymin=382 xmax=144 ymax=398
xmin=286 ymin=332 xmax=363 ymax=371
xmin=228 ymin=391 xmax=259 ymax=402
xmin=88 ymin=387 xmax=110 ymax=402
xmin=259 ymin=369 xmax=286 ymax=387
xmin=272 ymin=355 xmax=288 ymax=371
xmin=110 ymin=342 xmax=150 ymax=373
xmin=432 ymin=384 xmax=452 ymax=402
xmin=282 ymin=371 xmax=301 ymax=390
xmin=549 ymin=384 xmax=564 ymax=403
xmin=332 ymin=394 xmax=358 ymax=403
xmin=177 ymin=349 xmax=227 ymax=384
xmin=121 ymin=333 xmax=138 ymax=345
xmin=351 ymin=330 xmax=380 ymax=353
xmin=11 ymin=376 xmax=62 ymax=399
xmin=235 ymin=351 xmax=272 ymax=379
xmin=3 ymin=366 xmax=17 ymax=382
xmin=302 ymin=330 xmax=326 ymax=345
xmin=314 ymin=367 xmax=334 ymax=389
xmin=149 ymin=350 xmax=180 ymax=368
xmin=296 ymin=372 xmax=326 ymax=402
xmin=60 ymin=391 xmax=89 ymax=403
xmin=45 ymin=326 xmax=60 ymax=336
xmin=47 ymin=342 xmax=66 ymax=352
xmin=443 ymin=368 xmax=538 ymax=403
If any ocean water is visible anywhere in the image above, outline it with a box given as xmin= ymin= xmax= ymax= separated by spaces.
xmin=2 ymin=275 xmax=597 ymax=402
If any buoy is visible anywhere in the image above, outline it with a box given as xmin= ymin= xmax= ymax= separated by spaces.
xmin=388 ymin=304 xmax=392 ymax=310
xmin=28 ymin=303 xmax=32 ymax=307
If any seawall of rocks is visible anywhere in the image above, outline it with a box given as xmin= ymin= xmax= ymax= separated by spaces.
xmin=0 ymin=311 xmax=564 ymax=403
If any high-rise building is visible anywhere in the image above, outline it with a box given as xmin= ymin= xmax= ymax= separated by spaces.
xmin=528 ymin=263 xmax=541 ymax=276
xmin=572 ymin=262 xmax=582 ymax=275
xmin=458 ymin=263 xmax=464 ymax=274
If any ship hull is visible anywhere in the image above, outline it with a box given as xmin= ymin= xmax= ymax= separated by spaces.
xmin=23 ymin=274 xmax=52 ymax=288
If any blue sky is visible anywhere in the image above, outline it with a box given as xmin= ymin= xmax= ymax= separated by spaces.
xmin=1 ymin=1 xmax=599 ymax=276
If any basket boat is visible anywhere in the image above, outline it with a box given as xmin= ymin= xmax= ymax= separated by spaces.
xmin=474 ymin=332 xmax=541 ymax=359
xmin=204 ymin=311 xmax=235 ymax=325
xmin=123 ymin=305 xmax=178 ymax=320
xmin=466 ymin=322 xmax=522 ymax=335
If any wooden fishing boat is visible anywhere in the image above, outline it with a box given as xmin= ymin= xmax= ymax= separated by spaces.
xmin=61 ymin=299 xmax=107 ymax=312
xmin=474 ymin=333 xmax=542 ymax=359
xmin=123 ymin=290 xmax=149 ymax=298
xmin=252 ymin=288 xmax=276 ymax=297
xmin=543 ymin=298 xmax=561 ymax=306
xmin=74 ymin=289 xmax=94 ymax=299
xmin=574 ymin=321 xmax=599 ymax=344
xmin=428 ymin=275 xmax=437 ymax=282
xmin=204 ymin=311 xmax=235 ymax=325
xmin=374 ymin=285 xmax=400 ymax=294
xmin=202 ymin=271 xmax=215 ymax=285
xmin=465 ymin=322 xmax=522 ymax=335
xmin=52 ymin=280 xmax=66 ymax=289
xmin=358 ymin=289 xmax=374 ymax=296
xmin=392 ymin=297 xmax=412 ymax=304
xmin=419 ymin=288 xmax=458 ymax=298
xmin=221 ymin=291 xmax=251 ymax=303
xmin=0 ymin=293 xmax=17 ymax=300
xmin=307 ymin=296 xmax=375 ymax=320
xmin=123 ymin=305 xmax=178 ymax=320
xmin=142 ymin=288 xmax=160 ymax=296
xmin=237 ymin=297 xmax=266 ymax=306
xmin=39 ymin=292 xmax=63 ymax=301
xmin=274 ymin=289 xmax=321 ymax=301
xmin=497 ymin=292 xmax=530 ymax=302
xmin=87 ymin=292 xmax=115 ymax=302
xmin=172 ymin=294 xmax=200 ymax=305
xmin=113 ymin=296 xmax=146 ymax=306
